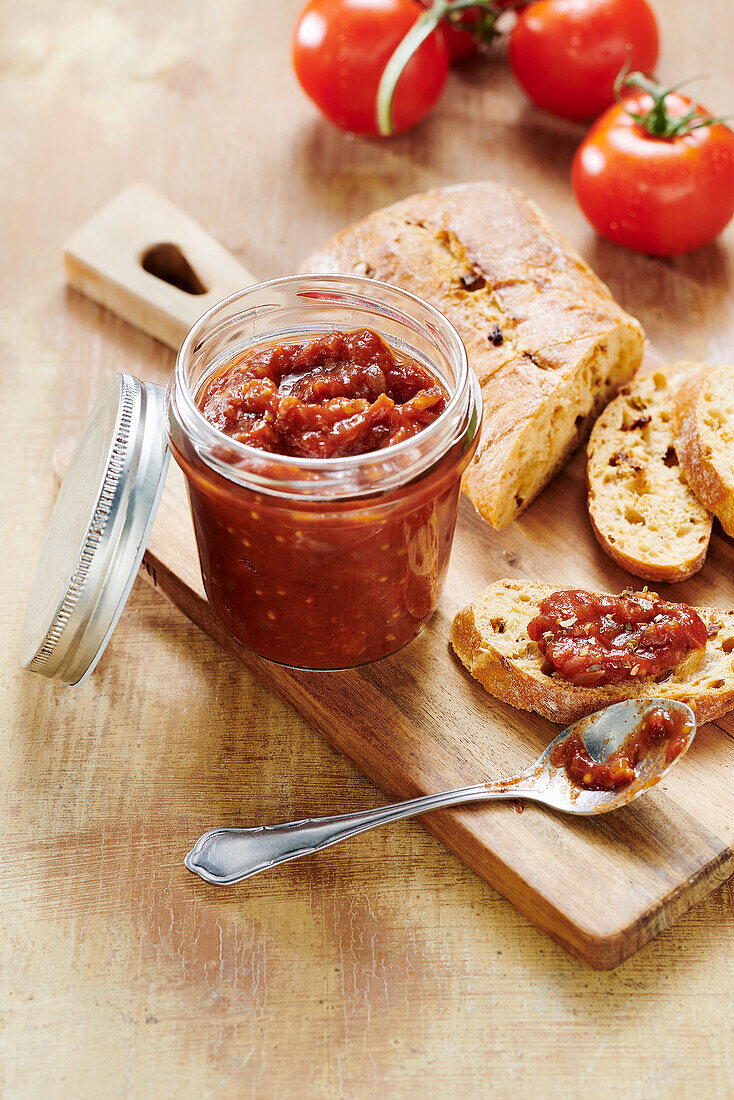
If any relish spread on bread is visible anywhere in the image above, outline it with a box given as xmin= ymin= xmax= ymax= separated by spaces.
xmin=451 ymin=579 xmax=734 ymax=724
xmin=527 ymin=588 xmax=707 ymax=687
xmin=302 ymin=182 xmax=644 ymax=529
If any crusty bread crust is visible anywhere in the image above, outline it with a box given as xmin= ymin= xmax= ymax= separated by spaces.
xmin=587 ymin=363 xmax=712 ymax=582
xmin=451 ymin=579 xmax=734 ymax=726
xmin=674 ymin=364 xmax=734 ymax=537
xmin=301 ymin=182 xmax=644 ymax=529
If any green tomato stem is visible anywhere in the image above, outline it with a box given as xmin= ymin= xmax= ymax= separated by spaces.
xmin=616 ymin=68 xmax=731 ymax=139
xmin=375 ymin=0 xmax=502 ymax=137
xmin=376 ymin=7 xmax=443 ymax=137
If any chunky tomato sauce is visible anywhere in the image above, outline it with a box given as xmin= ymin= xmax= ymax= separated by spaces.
xmin=551 ymin=706 xmax=692 ymax=791
xmin=528 ymin=589 xmax=707 ymax=687
xmin=172 ymin=328 xmax=478 ymax=669
xmin=198 ymin=329 xmax=447 ymax=458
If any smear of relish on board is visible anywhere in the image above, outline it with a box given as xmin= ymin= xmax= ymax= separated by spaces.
xmin=528 ymin=589 xmax=708 ymax=687
xmin=197 ymin=328 xmax=447 ymax=459
xmin=551 ymin=706 xmax=692 ymax=791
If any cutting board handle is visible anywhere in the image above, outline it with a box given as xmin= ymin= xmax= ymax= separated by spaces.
xmin=63 ymin=183 xmax=258 ymax=350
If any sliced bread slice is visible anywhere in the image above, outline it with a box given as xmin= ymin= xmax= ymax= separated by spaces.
xmin=450 ymin=579 xmax=734 ymax=726
xmin=674 ymin=364 xmax=734 ymax=537
xmin=587 ymin=362 xmax=712 ymax=582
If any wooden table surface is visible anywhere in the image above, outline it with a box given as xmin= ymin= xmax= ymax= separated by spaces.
xmin=3 ymin=1 xmax=733 ymax=1095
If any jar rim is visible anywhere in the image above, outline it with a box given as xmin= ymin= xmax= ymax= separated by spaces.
xmin=168 ymin=274 xmax=479 ymax=497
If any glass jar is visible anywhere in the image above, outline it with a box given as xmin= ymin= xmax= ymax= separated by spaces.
xmin=166 ymin=275 xmax=481 ymax=671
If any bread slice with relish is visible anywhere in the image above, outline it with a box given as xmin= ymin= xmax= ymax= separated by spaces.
xmin=450 ymin=579 xmax=734 ymax=725
xmin=302 ymin=182 xmax=644 ymax=529
xmin=587 ymin=362 xmax=713 ymax=581
xmin=674 ymin=363 xmax=734 ymax=537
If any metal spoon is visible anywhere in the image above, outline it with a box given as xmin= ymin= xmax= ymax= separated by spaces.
xmin=185 ymin=697 xmax=695 ymax=886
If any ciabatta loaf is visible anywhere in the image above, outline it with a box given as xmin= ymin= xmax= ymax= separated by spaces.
xmin=451 ymin=579 xmax=734 ymax=725
xmin=674 ymin=364 xmax=734 ymax=537
xmin=587 ymin=363 xmax=712 ymax=582
xmin=302 ymin=183 xmax=644 ymax=528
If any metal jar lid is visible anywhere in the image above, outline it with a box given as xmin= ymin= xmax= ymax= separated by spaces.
xmin=19 ymin=373 xmax=170 ymax=685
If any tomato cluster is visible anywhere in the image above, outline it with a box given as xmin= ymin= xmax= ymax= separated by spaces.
xmin=292 ymin=0 xmax=734 ymax=256
xmin=292 ymin=1 xmax=521 ymax=138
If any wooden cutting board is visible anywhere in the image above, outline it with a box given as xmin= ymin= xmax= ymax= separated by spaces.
xmin=64 ymin=185 xmax=734 ymax=970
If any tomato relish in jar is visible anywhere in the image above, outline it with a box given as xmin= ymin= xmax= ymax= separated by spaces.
xmin=197 ymin=328 xmax=449 ymax=459
xmin=166 ymin=276 xmax=481 ymax=670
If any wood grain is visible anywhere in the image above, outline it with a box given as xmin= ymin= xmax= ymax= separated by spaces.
xmin=123 ymin=425 xmax=734 ymax=970
xmin=3 ymin=0 xmax=734 ymax=1095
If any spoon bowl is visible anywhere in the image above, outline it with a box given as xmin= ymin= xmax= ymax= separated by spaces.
xmin=516 ymin=696 xmax=696 ymax=816
xmin=186 ymin=697 xmax=697 ymax=886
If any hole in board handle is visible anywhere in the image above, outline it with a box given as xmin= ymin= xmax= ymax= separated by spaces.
xmin=140 ymin=242 xmax=208 ymax=295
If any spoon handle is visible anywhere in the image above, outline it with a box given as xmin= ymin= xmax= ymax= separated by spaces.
xmin=185 ymin=781 xmax=531 ymax=885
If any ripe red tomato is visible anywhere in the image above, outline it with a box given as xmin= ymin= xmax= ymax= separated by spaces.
xmin=509 ymin=0 xmax=659 ymax=122
xmin=293 ymin=0 xmax=449 ymax=136
xmin=571 ymin=91 xmax=734 ymax=255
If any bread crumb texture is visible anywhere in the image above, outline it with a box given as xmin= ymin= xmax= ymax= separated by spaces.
xmin=302 ymin=183 xmax=644 ymax=528
xmin=674 ymin=363 xmax=734 ymax=536
xmin=450 ymin=579 xmax=734 ymax=725
xmin=587 ymin=363 xmax=712 ymax=581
